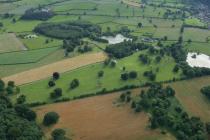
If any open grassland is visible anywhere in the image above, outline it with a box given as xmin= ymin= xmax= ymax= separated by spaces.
xmin=35 ymin=92 xmax=175 ymax=140
xmin=0 ymin=46 xmax=59 ymax=65
xmin=15 ymin=51 xmax=180 ymax=103
xmin=3 ymin=52 xmax=107 ymax=85
xmin=0 ymin=33 xmax=26 ymax=52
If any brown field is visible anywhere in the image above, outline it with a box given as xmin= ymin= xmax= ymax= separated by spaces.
xmin=168 ymin=76 xmax=210 ymax=122
xmin=35 ymin=92 xmax=175 ymax=140
xmin=0 ymin=33 xmax=26 ymax=52
xmin=2 ymin=52 xmax=107 ymax=86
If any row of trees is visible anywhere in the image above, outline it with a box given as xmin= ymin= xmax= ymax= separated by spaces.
xmin=0 ymin=79 xmax=20 ymax=95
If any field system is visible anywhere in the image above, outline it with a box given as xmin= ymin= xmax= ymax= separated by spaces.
xmin=1 ymin=0 xmax=210 ymax=140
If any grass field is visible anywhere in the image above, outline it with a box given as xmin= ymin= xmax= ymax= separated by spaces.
xmin=15 ymin=51 xmax=180 ymax=103
xmin=0 ymin=47 xmax=59 ymax=65
xmin=0 ymin=33 xmax=26 ymax=52
xmin=35 ymin=92 xmax=175 ymax=140
xmin=20 ymin=35 xmax=63 ymax=49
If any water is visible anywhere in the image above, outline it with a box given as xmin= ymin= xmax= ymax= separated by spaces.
xmin=186 ymin=52 xmax=210 ymax=68
xmin=101 ymin=34 xmax=132 ymax=45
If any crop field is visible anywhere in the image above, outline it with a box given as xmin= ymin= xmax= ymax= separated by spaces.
xmin=35 ymin=92 xmax=175 ymax=140
xmin=0 ymin=33 xmax=26 ymax=52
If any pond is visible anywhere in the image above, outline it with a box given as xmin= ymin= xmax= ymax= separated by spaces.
xmin=101 ymin=34 xmax=132 ymax=45
xmin=186 ymin=52 xmax=210 ymax=68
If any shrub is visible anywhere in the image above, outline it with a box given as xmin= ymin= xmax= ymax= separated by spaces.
xmin=98 ymin=70 xmax=104 ymax=78
xmin=48 ymin=80 xmax=56 ymax=87
xmin=129 ymin=71 xmax=138 ymax=79
xmin=43 ymin=112 xmax=59 ymax=126
xmin=121 ymin=73 xmax=129 ymax=81
xmin=16 ymin=95 xmax=26 ymax=104
xmin=51 ymin=128 xmax=66 ymax=140
xmin=50 ymin=88 xmax=62 ymax=99
xmin=70 ymin=79 xmax=79 ymax=89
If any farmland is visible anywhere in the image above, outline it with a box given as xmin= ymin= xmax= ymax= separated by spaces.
xmin=35 ymin=91 xmax=175 ymax=140
xmin=1 ymin=0 xmax=210 ymax=140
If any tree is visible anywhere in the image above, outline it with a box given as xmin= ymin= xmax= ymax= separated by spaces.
xmin=98 ymin=70 xmax=104 ymax=78
xmin=48 ymin=80 xmax=56 ymax=87
xmin=129 ymin=71 xmax=138 ymax=79
xmin=53 ymin=72 xmax=60 ymax=80
xmin=50 ymin=88 xmax=62 ymax=99
xmin=51 ymin=128 xmax=67 ymax=140
xmin=206 ymin=122 xmax=210 ymax=134
xmin=155 ymin=56 xmax=161 ymax=63
xmin=8 ymin=127 xmax=21 ymax=138
xmin=43 ymin=112 xmax=59 ymax=126
xmin=121 ymin=73 xmax=129 ymax=81
xmin=173 ymin=65 xmax=179 ymax=73
xmin=0 ymin=79 xmax=5 ymax=93
xmin=16 ymin=95 xmax=26 ymax=104
xmin=8 ymin=81 xmax=15 ymax=87
xmin=15 ymin=104 xmax=37 ymax=121
xmin=138 ymin=22 xmax=142 ymax=28
xmin=70 ymin=79 xmax=79 ymax=89
xmin=201 ymin=86 xmax=210 ymax=99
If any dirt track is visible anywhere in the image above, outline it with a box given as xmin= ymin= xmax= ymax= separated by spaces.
xmin=35 ymin=92 xmax=175 ymax=140
xmin=2 ymin=52 xmax=107 ymax=85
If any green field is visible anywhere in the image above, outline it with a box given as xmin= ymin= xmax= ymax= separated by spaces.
xmin=16 ymin=51 xmax=180 ymax=103
xmin=0 ymin=47 xmax=59 ymax=65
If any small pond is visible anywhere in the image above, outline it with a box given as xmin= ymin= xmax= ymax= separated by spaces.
xmin=186 ymin=52 xmax=210 ymax=68
xmin=101 ymin=34 xmax=132 ymax=45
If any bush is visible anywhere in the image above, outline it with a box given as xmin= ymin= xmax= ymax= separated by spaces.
xmin=43 ymin=112 xmax=59 ymax=126
xmin=98 ymin=70 xmax=104 ymax=78
xmin=16 ymin=95 xmax=26 ymax=104
xmin=50 ymin=88 xmax=62 ymax=99
xmin=51 ymin=128 xmax=66 ymax=140
xmin=70 ymin=79 xmax=79 ymax=89
xmin=121 ymin=73 xmax=129 ymax=81
xmin=48 ymin=80 xmax=56 ymax=87
xmin=129 ymin=71 xmax=138 ymax=79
